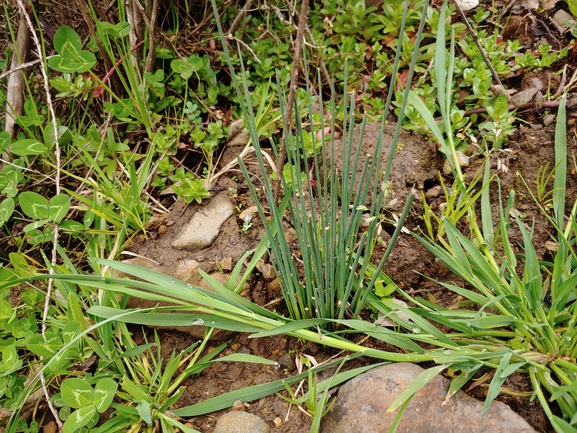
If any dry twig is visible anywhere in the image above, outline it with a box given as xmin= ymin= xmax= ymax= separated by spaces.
xmin=15 ymin=0 xmax=63 ymax=428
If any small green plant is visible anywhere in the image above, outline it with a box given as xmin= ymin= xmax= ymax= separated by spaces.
xmin=57 ymin=377 xmax=118 ymax=433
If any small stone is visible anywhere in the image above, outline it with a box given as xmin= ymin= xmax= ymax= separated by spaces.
xmin=43 ymin=421 xmax=57 ymax=433
xmin=273 ymin=417 xmax=282 ymax=427
xmin=238 ymin=205 xmax=259 ymax=223
xmin=268 ymin=278 xmax=281 ymax=292
xmin=278 ymin=353 xmax=296 ymax=371
xmin=552 ymin=9 xmax=577 ymax=33
xmin=442 ymin=151 xmax=470 ymax=175
xmin=321 ymin=363 xmax=536 ymax=433
xmin=542 ymin=114 xmax=556 ymax=127
xmin=158 ymin=225 xmax=167 ymax=235
xmin=232 ymin=400 xmax=245 ymax=411
xmin=424 ymin=185 xmax=443 ymax=200
xmin=213 ymin=411 xmax=269 ymax=433
xmin=172 ymin=259 xmax=202 ymax=285
xmin=172 ymin=193 xmax=234 ymax=251
xmin=256 ymin=260 xmax=276 ymax=280
xmin=220 ymin=257 xmax=233 ymax=271
xmin=454 ymin=0 xmax=478 ymax=10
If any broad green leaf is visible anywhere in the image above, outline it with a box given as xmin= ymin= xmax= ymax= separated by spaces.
xmin=9 ymin=252 xmax=35 ymax=277
xmin=44 ymin=122 xmax=73 ymax=148
xmin=24 ymin=226 xmax=53 ymax=244
xmin=47 ymin=349 xmax=69 ymax=373
xmin=0 ymin=301 xmax=13 ymax=320
xmin=61 ymin=378 xmax=94 ymax=408
xmin=10 ymin=138 xmax=48 ymax=156
xmin=0 ymin=198 xmax=14 ymax=225
xmin=62 ymin=321 xmax=82 ymax=344
xmin=53 ymin=26 xmax=82 ymax=53
xmin=94 ymin=378 xmax=118 ymax=413
xmin=19 ymin=192 xmax=49 ymax=219
xmin=0 ymin=131 xmax=10 ymax=151
xmin=49 ymin=26 xmax=96 ymax=73
xmin=27 ymin=332 xmax=63 ymax=357
xmin=0 ymin=345 xmax=23 ymax=374
xmin=62 ymin=405 xmax=97 ymax=433
xmin=171 ymin=59 xmax=194 ymax=80
xmin=49 ymin=194 xmax=71 ymax=222
xmin=122 ymin=376 xmax=150 ymax=402
xmin=136 ymin=400 xmax=152 ymax=424
xmin=48 ymin=51 xmax=97 ymax=73
xmin=492 ymin=93 xmax=509 ymax=119
xmin=98 ymin=21 xmax=131 ymax=38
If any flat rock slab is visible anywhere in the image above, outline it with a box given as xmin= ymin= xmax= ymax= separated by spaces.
xmin=172 ymin=193 xmax=235 ymax=251
xmin=321 ymin=362 xmax=536 ymax=433
xmin=213 ymin=412 xmax=269 ymax=433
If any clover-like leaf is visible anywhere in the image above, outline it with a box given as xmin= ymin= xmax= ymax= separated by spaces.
xmin=93 ymin=378 xmax=118 ymax=413
xmin=10 ymin=138 xmax=48 ymax=156
xmin=62 ymin=405 xmax=97 ymax=433
xmin=61 ymin=378 xmax=94 ymax=408
xmin=19 ymin=192 xmax=49 ymax=219
xmin=49 ymin=194 xmax=71 ymax=223
xmin=48 ymin=26 xmax=96 ymax=73
xmin=0 ymin=198 xmax=15 ymax=226
xmin=27 ymin=332 xmax=63 ymax=357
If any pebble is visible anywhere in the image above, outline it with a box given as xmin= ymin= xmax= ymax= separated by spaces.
xmin=442 ymin=151 xmax=470 ymax=175
xmin=424 ymin=185 xmax=443 ymax=200
xmin=256 ymin=260 xmax=276 ymax=280
xmin=213 ymin=411 xmax=269 ymax=433
xmin=321 ymin=363 xmax=536 ymax=433
xmin=238 ymin=205 xmax=259 ymax=223
xmin=232 ymin=400 xmax=245 ymax=411
xmin=172 ymin=193 xmax=234 ymax=251
xmin=219 ymin=257 xmax=233 ymax=271
xmin=277 ymin=352 xmax=296 ymax=372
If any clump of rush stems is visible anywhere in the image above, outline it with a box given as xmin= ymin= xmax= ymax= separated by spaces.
xmin=230 ymin=50 xmax=422 ymax=326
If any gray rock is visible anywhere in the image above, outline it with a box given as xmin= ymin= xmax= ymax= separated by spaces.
xmin=321 ymin=363 xmax=536 ymax=433
xmin=172 ymin=193 xmax=234 ymax=251
xmin=213 ymin=411 xmax=269 ymax=433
